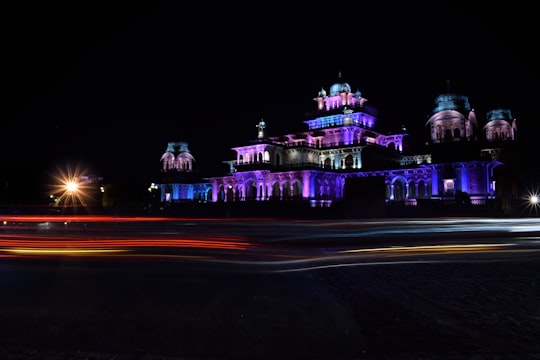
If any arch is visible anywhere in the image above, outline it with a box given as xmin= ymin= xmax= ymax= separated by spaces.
xmin=160 ymin=153 xmax=175 ymax=171
xmin=444 ymin=128 xmax=452 ymax=141
xmin=344 ymin=154 xmax=354 ymax=169
xmin=418 ymin=180 xmax=426 ymax=198
xmin=272 ymin=181 xmax=281 ymax=200
xmin=282 ymin=180 xmax=291 ymax=199
xmin=324 ymin=157 xmax=332 ymax=169
xmin=234 ymin=185 xmax=241 ymax=201
xmin=259 ymin=184 xmax=265 ymax=200
xmin=176 ymin=152 xmax=194 ymax=171
xmin=246 ymin=180 xmax=257 ymax=201
xmin=292 ymin=180 xmax=302 ymax=199
xmin=218 ymin=185 xmax=225 ymax=202
xmin=226 ymin=185 xmax=234 ymax=202
xmin=408 ymin=180 xmax=416 ymax=198
xmin=393 ymin=178 xmax=407 ymax=201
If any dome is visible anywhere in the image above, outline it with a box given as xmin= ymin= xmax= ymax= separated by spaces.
xmin=487 ymin=109 xmax=513 ymax=122
xmin=329 ymin=82 xmax=351 ymax=96
xmin=432 ymin=93 xmax=471 ymax=115
xmin=166 ymin=141 xmax=190 ymax=154
xmin=483 ymin=109 xmax=516 ymax=141
xmin=318 ymin=87 xmax=327 ymax=97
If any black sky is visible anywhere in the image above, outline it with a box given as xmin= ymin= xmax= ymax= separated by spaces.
xmin=4 ymin=1 xmax=539 ymax=199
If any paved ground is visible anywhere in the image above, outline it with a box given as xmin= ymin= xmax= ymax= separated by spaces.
xmin=2 ymin=256 xmax=540 ymax=360
xmin=2 ymin=217 xmax=540 ymax=359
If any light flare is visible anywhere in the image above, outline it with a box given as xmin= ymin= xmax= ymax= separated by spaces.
xmin=49 ymin=163 xmax=94 ymax=208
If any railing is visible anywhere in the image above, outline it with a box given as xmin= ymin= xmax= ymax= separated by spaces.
xmin=249 ymin=139 xmax=399 ymax=151
xmin=233 ymin=161 xmax=324 ymax=171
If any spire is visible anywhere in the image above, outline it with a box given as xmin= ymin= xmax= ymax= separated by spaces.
xmin=256 ymin=118 xmax=266 ymax=139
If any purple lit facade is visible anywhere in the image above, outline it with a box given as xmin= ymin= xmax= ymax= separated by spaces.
xmin=156 ymin=75 xmax=518 ymax=213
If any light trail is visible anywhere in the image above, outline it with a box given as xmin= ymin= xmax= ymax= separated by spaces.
xmin=0 ymin=215 xmax=275 ymax=223
xmin=339 ymin=243 xmax=514 ymax=254
xmin=182 ymin=242 xmax=530 ymax=272
xmin=0 ymin=235 xmax=251 ymax=249
xmin=6 ymin=248 xmax=128 ymax=255
xmin=2 ymin=215 xmax=540 ymax=262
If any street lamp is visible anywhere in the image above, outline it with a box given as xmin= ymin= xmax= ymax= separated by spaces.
xmin=50 ymin=163 xmax=91 ymax=211
xmin=66 ymin=181 xmax=78 ymax=193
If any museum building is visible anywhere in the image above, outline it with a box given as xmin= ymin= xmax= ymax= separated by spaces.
xmin=155 ymin=75 xmax=518 ymax=215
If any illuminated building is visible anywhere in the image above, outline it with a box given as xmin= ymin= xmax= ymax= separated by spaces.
xmin=157 ymin=141 xmax=210 ymax=203
xmin=156 ymin=74 xmax=518 ymax=215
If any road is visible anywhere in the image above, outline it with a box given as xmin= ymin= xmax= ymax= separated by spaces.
xmin=1 ymin=215 xmax=540 ymax=359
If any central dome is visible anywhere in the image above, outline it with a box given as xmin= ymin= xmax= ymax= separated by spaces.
xmin=329 ymin=81 xmax=351 ymax=96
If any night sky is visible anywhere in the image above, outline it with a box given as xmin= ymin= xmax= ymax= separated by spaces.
xmin=4 ymin=1 xmax=539 ymax=201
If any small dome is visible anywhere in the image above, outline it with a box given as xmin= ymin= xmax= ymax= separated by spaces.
xmin=318 ymin=87 xmax=327 ymax=97
xmin=487 ymin=109 xmax=513 ymax=122
xmin=166 ymin=141 xmax=190 ymax=154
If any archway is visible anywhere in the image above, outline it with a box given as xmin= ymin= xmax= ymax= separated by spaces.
xmin=418 ymin=180 xmax=426 ymax=198
xmin=282 ymin=181 xmax=291 ymax=200
xmin=292 ymin=181 xmax=302 ymax=199
xmin=344 ymin=154 xmax=353 ymax=169
xmin=246 ymin=181 xmax=257 ymax=201
xmin=272 ymin=182 xmax=281 ymax=200
xmin=226 ymin=186 xmax=234 ymax=202
xmin=393 ymin=178 xmax=407 ymax=201
xmin=218 ymin=185 xmax=225 ymax=202
xmin=324 ymin=158 xmax=332 ymax=169
xmin=408 ymin=181 xmax=416 ymax=198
